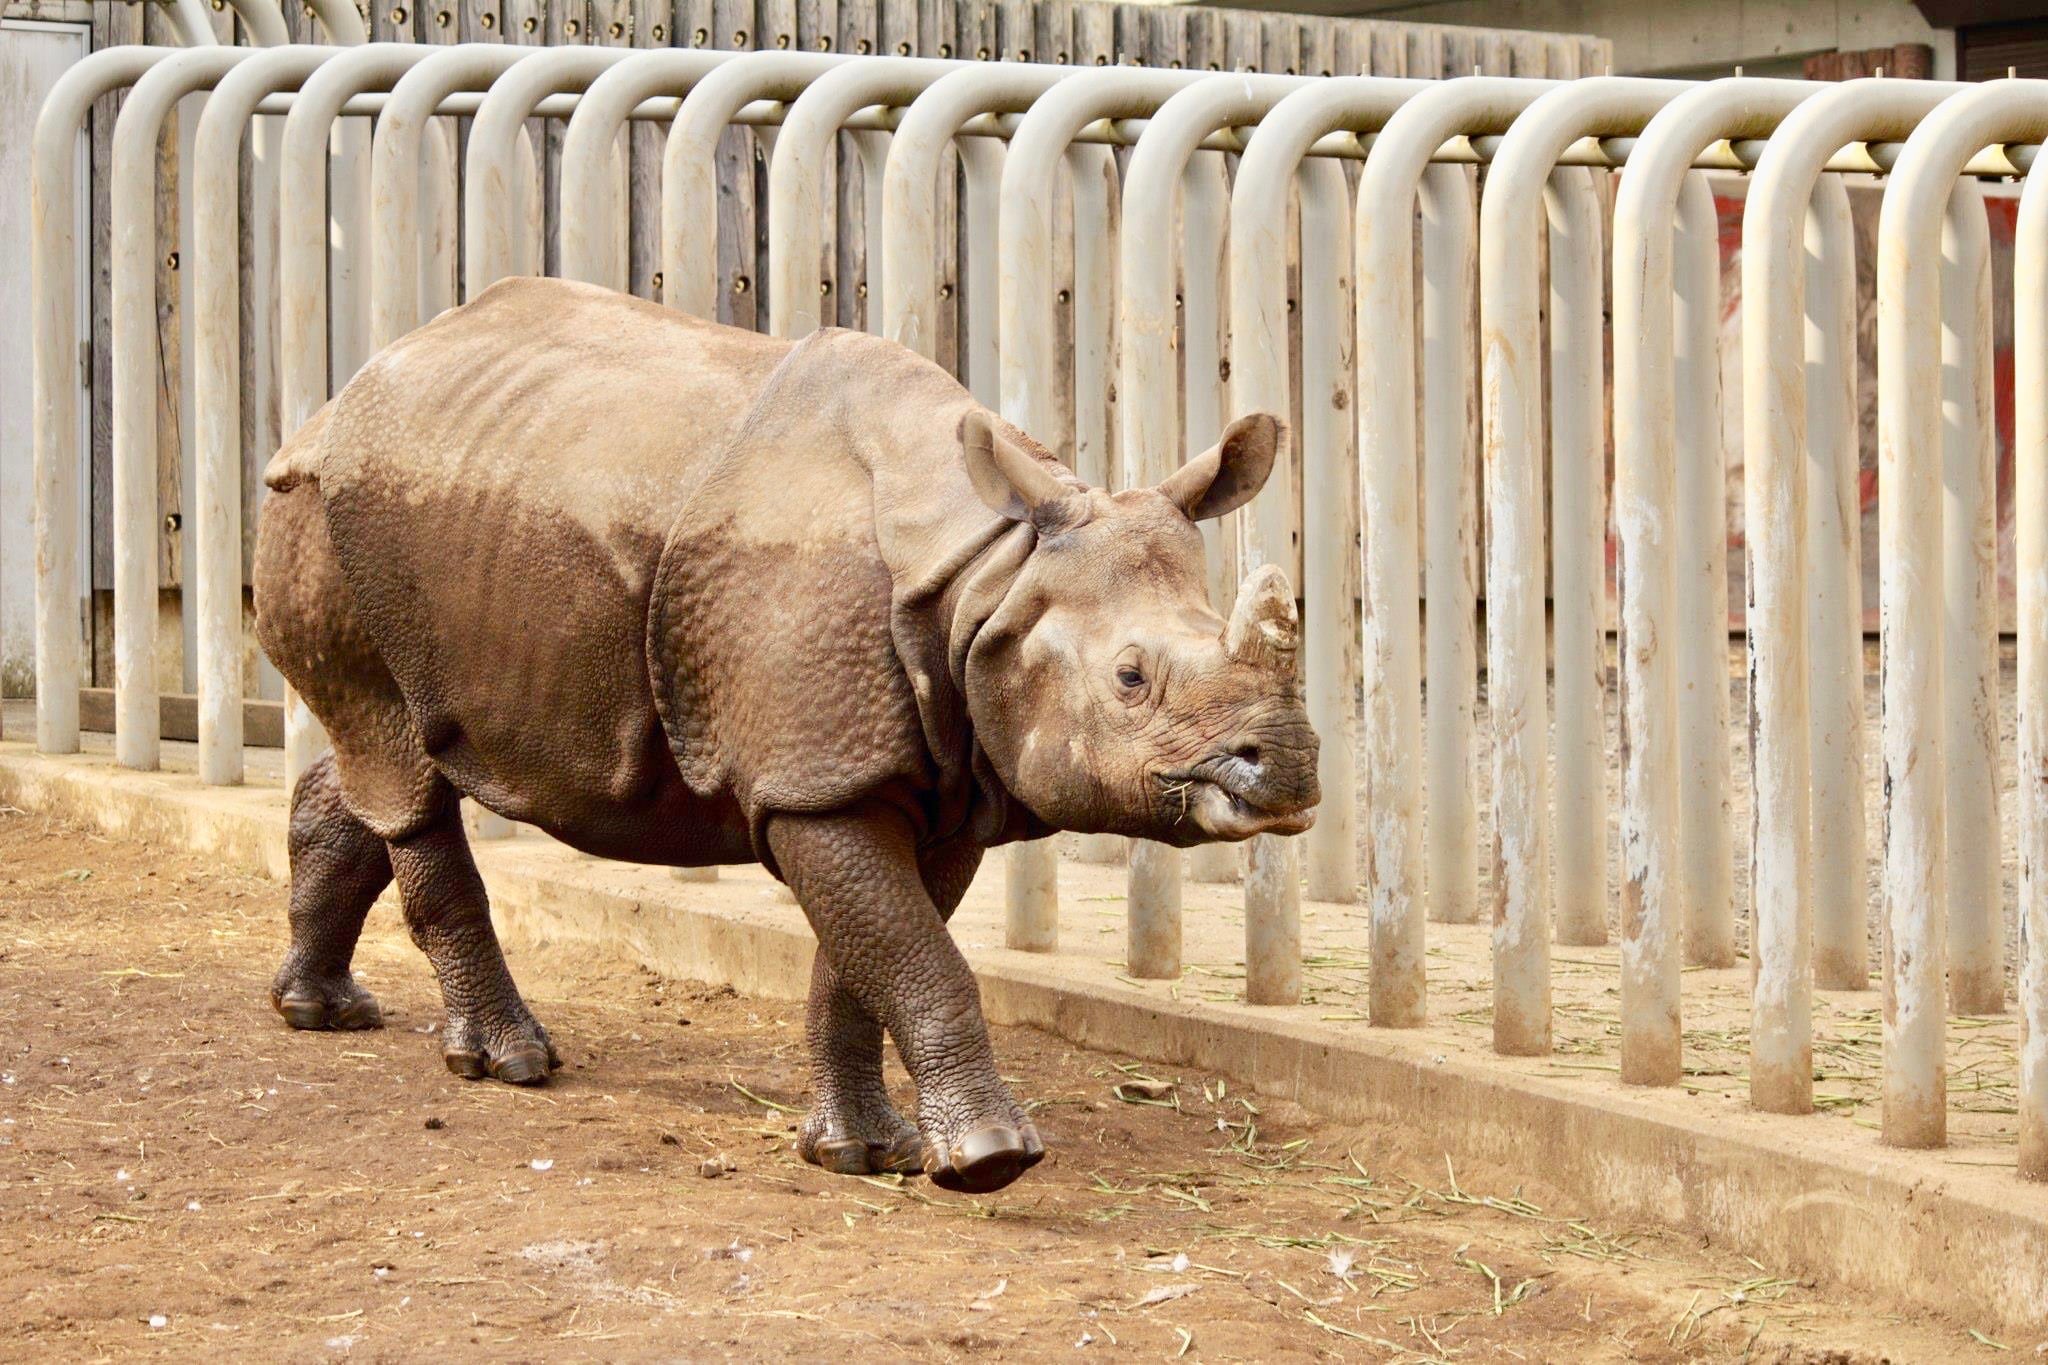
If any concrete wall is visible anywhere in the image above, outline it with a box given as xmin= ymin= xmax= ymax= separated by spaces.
xmin=1321 ymin=0 xmax=1956 ymax=77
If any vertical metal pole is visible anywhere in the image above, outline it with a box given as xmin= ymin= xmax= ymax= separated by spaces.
xmin=193 ymin=50 xmax=335 ymax=788
xmin=1874 ymin=96 xmax=1980 ymax=1151
xmin=1613 ymin=81 xmax=1814 ymax=1087
xmin=32 ymin=51 xmax=165 ymax=756
xmin=1069 ymin=141 xmax=1128 ymax=868
xmin=1942 ymin=180 xmax=2003 ymax=1016
xmin=111 ymin=51 xmax=247 ymax=773
xmin=2017 ymin=144 xmax=2048 ymax=1179
xmin=1549 ymin=165 xmax=1608 ymax=948
xmin=1297 ymin=158 xmax=1359 ymax=911
xmin=1805 ymin=174 xmax=1866 ymax=994
xmin=1362 ymin=80 xmax=1556 ymax=1030
xmin=997 ymin=70 xmax=1204 ymax=959
xmin=1739 ymin=150 xmax=1817 ymax=1112
xmin=660 ymin=54 xmax=845 ymax=317
xmin=466 ymin=47 xmax=631 ymax=298
xmin=1186 ymin=152 xmax=1242 ymax=889
xmin=765 ymin=59 xmax=954 ymax=340
xmin=1675 ymin=171 xmax=1734 ymax=970
xmin=1420 ymin=162 xmax=1477 ymax=930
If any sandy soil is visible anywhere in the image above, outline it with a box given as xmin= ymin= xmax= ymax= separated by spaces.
xmin=0 ymin=806 xmax=2007 ymax=1363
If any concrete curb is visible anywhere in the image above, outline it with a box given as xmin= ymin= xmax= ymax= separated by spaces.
xmin=4 ymin=740 xmax=2045 ymax=1331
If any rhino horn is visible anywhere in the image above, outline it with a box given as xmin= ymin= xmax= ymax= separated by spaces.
xmin=1224 ymin=564 xmax=1299 ymax=670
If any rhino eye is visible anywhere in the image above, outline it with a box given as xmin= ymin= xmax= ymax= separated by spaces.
xmin=1116 ymin=666 xmax=1144 ymax=690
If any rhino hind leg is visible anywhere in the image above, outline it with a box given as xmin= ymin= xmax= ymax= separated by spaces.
xmin=386 ymin=798 xmax=561 ymax=1086
xmin=271 ymin=751 xmax=393 ymax=1032
xmin=769 ymin=811 xmax=1041 ymax=1195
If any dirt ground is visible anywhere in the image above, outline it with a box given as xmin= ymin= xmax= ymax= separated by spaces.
xmin=0 ymin=807 xmax=2009 ymax=1363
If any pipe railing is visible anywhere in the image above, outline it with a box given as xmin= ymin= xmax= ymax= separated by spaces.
xmin=32 ymin=35 xmax=2048 ymax=1184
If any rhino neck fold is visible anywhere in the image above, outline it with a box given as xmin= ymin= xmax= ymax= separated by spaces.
xmin=890 ymin=513 xmax=1049 ymax=848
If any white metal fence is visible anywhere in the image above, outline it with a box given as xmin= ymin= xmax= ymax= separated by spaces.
xmin=25 ymin=22 xmax=2048 ymax=1178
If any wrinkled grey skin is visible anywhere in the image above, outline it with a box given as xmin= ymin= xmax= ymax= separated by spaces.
xmin=253 ymin=278 xmax=1319 ymax=1193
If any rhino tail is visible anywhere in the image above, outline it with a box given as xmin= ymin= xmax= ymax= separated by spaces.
xmin=264 ymin=400 xmax=337 ymax=493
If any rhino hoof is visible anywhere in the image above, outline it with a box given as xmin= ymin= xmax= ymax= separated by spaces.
xmin=807 ymin=1132 xmax=926 ymax=1177
xmin=272 ymin=979 xmax=384 ymax=1032
xmin=923 ymin=1122 xmax=1045 ymax=1194
xmin=443 ymin=1026 xmax=561 ymax=1087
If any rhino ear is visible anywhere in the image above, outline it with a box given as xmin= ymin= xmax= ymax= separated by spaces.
xmin=1157 ymin=413 xmax=1285 ymax=522
xmin=961 ymin=410 xmax=1070 ymax=522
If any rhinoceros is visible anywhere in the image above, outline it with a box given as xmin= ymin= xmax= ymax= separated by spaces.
xmin=253 ymin=277 xmax=1318 ymax=1193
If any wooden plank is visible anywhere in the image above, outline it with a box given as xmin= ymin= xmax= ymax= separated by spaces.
xmin=1300 ymin=15 xmax=1337 ymax=79
xmin=831 ymin=0 xmax=875 ymax=330
xmin=994 ymin=0 xmax=1031 ymax=64
xmin=1071 ymin=0 xmax=1111 ymax=68
xmin=1259 ymin=12 xmax=1300 ymax=76
xmin=1143 ymin=4 xmax=1184 ymax=70
xmin=957 ymin=0 xmax=995 ymax=62
xmin=880 ymin=0 xmax=915 ymax=58
xmin=916 ymin=0 xmax=958 ymax=373
xmin=629 ymin=0 xmax=676 ymax=300
xmin=1367 ymin=20 xmax=1405 ymax=77
xmin=1406 ymin=23 xmax=1445 ymax=81
xmin=1220 ymin=8 xmax=1263 ymax=73
xmin=709 ymin=0 xmax=756 ymax=328
xmin=78 ymin=688 xmax=285 ymax=749
xmin=1032 ymin=0 xmax=1070 ymax=66
xmin=587 ymin=0 xmax=636 ymax=295
xmin=1112 ymin=3 xmax=1147 ymax=67
xmin=541 ymin=2 xmax=591 ymax=279
xmin=460 ymin=0 xmax=505 ymax=41
xmin=1181 ymin=4 xmax=1224 ymax=73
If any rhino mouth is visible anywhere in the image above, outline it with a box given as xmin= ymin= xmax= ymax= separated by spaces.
xmin=1157 ymin=767 xmax=1316 ymax=842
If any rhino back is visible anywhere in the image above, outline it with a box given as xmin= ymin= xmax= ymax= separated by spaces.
xmin=311 ymin=278 xmax=791 ymax=847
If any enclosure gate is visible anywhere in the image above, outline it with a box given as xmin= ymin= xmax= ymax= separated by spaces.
xmin=25 ymin=15 xmax=2048 ymax=1182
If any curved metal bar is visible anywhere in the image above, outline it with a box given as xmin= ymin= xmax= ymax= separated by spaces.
xmin=304 ymin=0 xmax=369 ymax=43
xmin=661 ymin=51 xmax=846 ymax=318
xmin=224 ymin=0 xmax=291 ymax=48
xmin=1876 ymin=79 xmax=2048 ymax=1149
xmin=31 ymin=47 xmax=177 ymax=754
xmin=2016 ymin=125 xmax=2048 ymax=1180
xmin=1227 ymin=78 xmax=1427 ymax=912
xmin=996 ymin=66 xmax=1206 ymax=956
xmin=559 ymin=50 xmax=731 ymax=288
xmin=1740 ymin=82 xmax=1970 ymax=1115
xmin=765 ymin=56 xmax=962 ymax=339
xmin=1478 ymin=78 xmax=1691 ymax=994
xmin=1611 ymin=77 xmax=1813 ymax=1087
xmin=192 ymin=45 xmax=337 ymax=786
xmin=371 ymin=45 xmax=527 ymax=349
xmin=879 ymin=63 xmax=1068 ymax=361
xmin=1121 ymin=71 xmax=1309 ymax=984
xmin=110 ymin=47 xmax=257 ymax=772
xmin=168 ymin=0 xmax=222 ymax=46
xmin=464 ymin=46 xmax=634 ymax=296
xmin=1356 ymin=76 xmax=1554 ymax=1030
xmin=1941 ymin=177 xmax=2001 ymax=1019
xmin=1673 ymin=172 xmax=1728 ymax=967
xmin=1546 ymin=167 xmax=1609 ymax=950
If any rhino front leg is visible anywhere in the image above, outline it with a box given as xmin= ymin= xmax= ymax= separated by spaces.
xmin=796 ymin=838 xmax=985 ymax=1177
xmin=271 ymin=752 xmax=392 ymax=1031
xmin=386 ymin=802 xmax=561 ymax=1086
xmin=769 ymin=809 xmax=1040 ymax=1194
